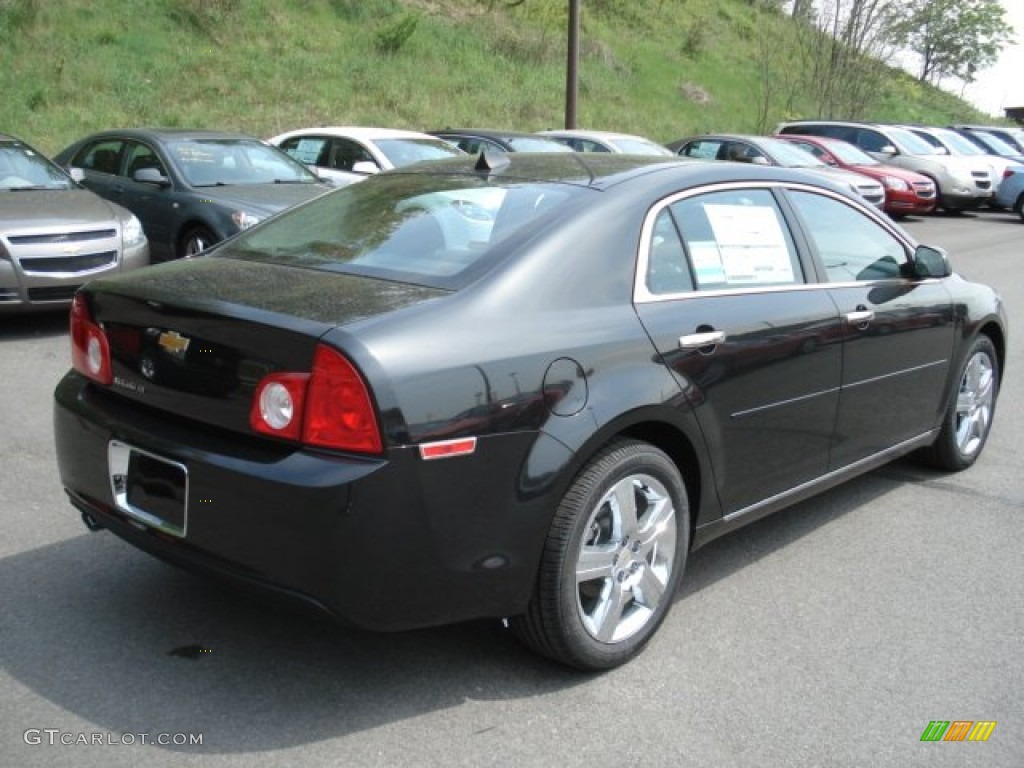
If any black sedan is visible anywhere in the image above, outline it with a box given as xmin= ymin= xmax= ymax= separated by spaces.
xmin=54 ymin=129 xmax=331 ymax=262
xmin=53 ymin=153 xmax=1006 ymax=670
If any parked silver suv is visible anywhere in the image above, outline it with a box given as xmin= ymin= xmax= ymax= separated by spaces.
xmin=1 ymin=133 xmax=149 ymax=312
xmin=777 ymin=120 xmax=994 ymax=212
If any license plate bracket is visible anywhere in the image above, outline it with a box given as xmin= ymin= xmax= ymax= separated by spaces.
xmin=108 ymin=441 xmax=188 ymax=537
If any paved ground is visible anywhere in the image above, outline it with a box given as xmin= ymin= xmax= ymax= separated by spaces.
xmin=2 ymin=210 xmax=1021 ymax=767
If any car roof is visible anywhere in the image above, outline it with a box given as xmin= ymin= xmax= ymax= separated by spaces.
xmin=70 ymin=128 xmax=264 ymax=143
xmin=538 ymin=129 xmax=655 ymax=141
xmin=392 ymin=150 xmax=851 ymax=196
xmin=273 ymin=126 xmax=444 ymax=142
xmin=432 ymin=128 xmax=560 ymax=141
xmin=665 ymin=133 xmax=780 ymax=150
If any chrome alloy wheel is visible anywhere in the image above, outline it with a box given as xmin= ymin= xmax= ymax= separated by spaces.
xmin=954 ymin=349 xmax=995 ymax=458
xmin=575 ymin=473 xmax=678 ymax=644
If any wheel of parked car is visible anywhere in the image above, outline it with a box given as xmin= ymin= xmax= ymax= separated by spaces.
xmin=512 ymin=439 xmax=689 ymax=670
xmin=923 ymin=336 xmax=999 ymax=471
xmin=179 ymin=226 xmax=217 ymax=259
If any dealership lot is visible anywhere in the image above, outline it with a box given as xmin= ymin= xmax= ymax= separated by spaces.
xmin=2 ymin=211 xmax=1021 ymax=767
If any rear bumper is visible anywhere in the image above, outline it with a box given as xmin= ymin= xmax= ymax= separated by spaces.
xmin=53 ymin=372 xmax=546 ymax=630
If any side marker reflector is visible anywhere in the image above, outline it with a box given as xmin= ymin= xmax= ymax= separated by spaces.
xmin=419 ymin=437 xmax=478 ymax=461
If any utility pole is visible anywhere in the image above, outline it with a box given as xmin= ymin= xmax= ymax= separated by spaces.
xmin=565 ymin=0 xmax=580 ymax=128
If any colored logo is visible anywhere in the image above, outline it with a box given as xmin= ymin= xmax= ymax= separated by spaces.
xmin=920 ymin=721 xmax=996 ymax=742
xmin=157 ymin=330 xmax=191 ymax=356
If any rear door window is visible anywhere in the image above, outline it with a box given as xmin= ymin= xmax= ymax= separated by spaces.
xmin=643 ymin=188 xmax=803 ymax=295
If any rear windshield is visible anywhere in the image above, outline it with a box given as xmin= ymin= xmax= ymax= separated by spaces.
xmin=219 ymin=171 xmax=589 ymax=289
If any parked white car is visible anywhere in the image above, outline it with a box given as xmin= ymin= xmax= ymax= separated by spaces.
xmin=268 ymin=127 xmax=464 ymax=186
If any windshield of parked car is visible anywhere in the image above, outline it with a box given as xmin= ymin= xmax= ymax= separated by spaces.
xmin=930 ymin=127 xmax=986 ymax=156
xmin=505 ymin=137 xmax=575 ymax=153
xmin=0 ymin=141 xmax=76 ymax=191
xmin=167 ymin=139 xmax=319 ymax=187
xmin=971 ymin=131 xmax=1019 ymax=156
xmin=374 ymin=138 xmax=464 ymax=168
xmin=888 ymin=127 xmax=939 ymax=155
xmin=761 ymin=138 xmax=828 ymax=168
xmin=608 ymin=137 xmax=675 ymax=156
xmin=220 ymin=172 xmax=588 ymax=289
xmin=822 ymin=140 xmax=880 ymax=166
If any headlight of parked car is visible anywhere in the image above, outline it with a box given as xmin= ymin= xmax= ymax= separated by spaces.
xmin=122 ymin=215 xmax=145 ymax=247
xmin=881 ymin=175 xmax=909 ymax=191
xmin=232 ymin=210 xmax=262 ymax=230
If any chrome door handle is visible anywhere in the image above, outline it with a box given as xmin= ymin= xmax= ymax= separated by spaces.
xmin=678 ymin=330 xmax=727 ymax=349
xmin=845 ymin=309 xmax=875 ymax=326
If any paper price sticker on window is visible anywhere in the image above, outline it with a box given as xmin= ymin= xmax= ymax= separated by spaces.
xmin=703 ymin=203 xmax=794 ymax=285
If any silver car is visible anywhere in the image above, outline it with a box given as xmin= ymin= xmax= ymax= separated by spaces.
xmin=777 ymin=120 xmax=994 ymax=212
xmin=1 ymin=133 xmax=149 ymax=313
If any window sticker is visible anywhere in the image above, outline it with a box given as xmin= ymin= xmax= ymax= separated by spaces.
xmin=701 ymin=204 xmax=794 ymax=285
xmin=290 ymin=138 xmax=324 ymax=165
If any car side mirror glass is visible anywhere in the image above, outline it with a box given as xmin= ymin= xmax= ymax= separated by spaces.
xmin=134 ymin=167 xmax=170 ymax=186
xmin=913 ymin=244 xmax=951 ymax=278
xmin=68 ymin=167 xmax=85 ymax=183
xmin=880 ymin=145 xmax=898 ymax=156
xmin=351 ymin=161 xmax=380 ymax=175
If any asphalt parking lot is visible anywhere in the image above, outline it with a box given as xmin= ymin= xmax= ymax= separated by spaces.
xmin=2 ymin=210 xmax=1021 ymax=768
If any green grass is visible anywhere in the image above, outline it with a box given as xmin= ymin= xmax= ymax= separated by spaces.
xmin=0 ymin=0 xmax=998 ymax=157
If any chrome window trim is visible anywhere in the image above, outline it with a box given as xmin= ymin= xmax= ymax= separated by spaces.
xmin=633 ymin=180 xmax=921 ymax=305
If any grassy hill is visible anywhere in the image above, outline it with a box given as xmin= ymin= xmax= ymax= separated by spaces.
xmin=1 ymin=0 xmax=997 ymax=157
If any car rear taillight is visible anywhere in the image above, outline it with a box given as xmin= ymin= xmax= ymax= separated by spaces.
xmin=70 ymin=294 xmax=112 ymax=385
xmin=249 ymin=344 xmax=382 ymax=454
xmin=1003 ymin=168 xmax=1016 ymax=180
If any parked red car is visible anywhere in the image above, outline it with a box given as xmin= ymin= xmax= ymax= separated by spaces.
xmin=776 ymin=134 xmax=937 ymax=216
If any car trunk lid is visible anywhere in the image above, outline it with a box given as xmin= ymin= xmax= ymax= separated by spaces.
xmin=84 ymin=256 xmax=446 ymax=437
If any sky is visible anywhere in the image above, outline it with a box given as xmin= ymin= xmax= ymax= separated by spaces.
xmin=959 ymin=0 xmax=1024 ymax=116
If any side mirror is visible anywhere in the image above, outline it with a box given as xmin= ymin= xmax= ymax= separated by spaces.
xmin=751 ymin=156 xmax=770 ymax=165
xmin=134 ymin=167 xmax=170 ymax=186
xmin=68 ymin=167 xmax=85 ymax=183
xmin=351 ymin=161 xmax=380 ymax=175
xmin=879 ymin=145 xmax=898 ymax=156
xmin=912 ymin=244 xmax=951 ymax=278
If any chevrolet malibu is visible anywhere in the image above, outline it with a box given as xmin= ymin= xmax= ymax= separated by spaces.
xmin=1 ymin=133 xmax=148 ymax=313
xmin=53 ymin=153 xmax=1005 ymax=670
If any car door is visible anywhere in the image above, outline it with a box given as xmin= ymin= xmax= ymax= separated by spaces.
xmin=634 ymin=186 xmax=843 ymax=515
xmin=784 ymin=188 xmax=955 ymax=469
xmin=118 ymin=140 xmax=179 ymax=258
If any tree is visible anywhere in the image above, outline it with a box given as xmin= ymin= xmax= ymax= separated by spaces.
xmin=763 ymin=0 xmax=903 ymax=119
xmin=892 ymin=0 xmax=1013 ymax=86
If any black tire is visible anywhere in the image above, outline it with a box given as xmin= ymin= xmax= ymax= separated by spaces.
xmin=512 ymin=439 xmax=689 ymax=671
xmin=178 ymin=226 xmax=217 ymax=259
xmin=922 ymin=336 xmax=999 ymax=471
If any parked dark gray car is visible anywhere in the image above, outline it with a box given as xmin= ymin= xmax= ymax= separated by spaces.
xmin=55 ymin=129 xmax=331 ymax=262
xmin=1 ymin=133 xmax=148 ymax=313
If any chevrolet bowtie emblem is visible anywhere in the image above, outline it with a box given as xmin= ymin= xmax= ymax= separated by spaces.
xmin=158 ymin=330 xmax=191 ymax=355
